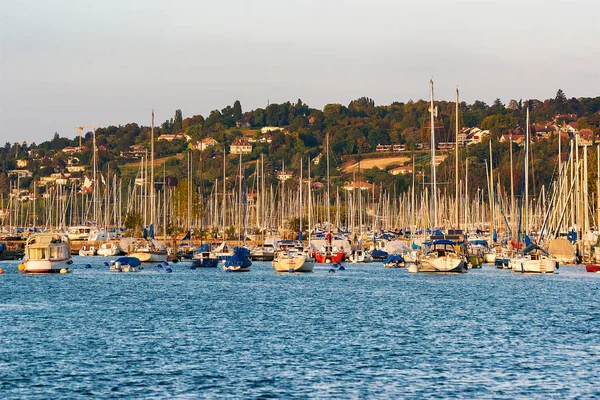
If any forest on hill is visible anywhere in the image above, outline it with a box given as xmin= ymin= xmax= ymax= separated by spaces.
xmin=1 ymin=90 xmax=600 ymax=201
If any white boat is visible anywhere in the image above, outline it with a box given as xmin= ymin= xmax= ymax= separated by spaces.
xmin=67 ymin=225 xmax=101 ymax=241
xmin=212 ymin=241 xmax=234 ymax=262
xmin=23 ymin=232 xmax=72 ymax=273
xmin=128 ymin=239 xmax=167 ymax=263
xmin=110 ymin=257 xmax=141 ymax=272
xmin=78 ymin=244 xmax=97 ymax=256
xmin=97 ymin=242 xmax=121 ymax=257
xmin=272 ymin=249 xmax=314 ymax=272
xmin=409 ymin=240 xmax=466 ymax=273
xmin=348 ymin=248 xmax=372 ymax=263
xmin=509 ymin=244 xmax=557 ymax=274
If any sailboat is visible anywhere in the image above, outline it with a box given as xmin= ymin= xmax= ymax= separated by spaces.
xmin=313 ymin=132 xmax=345 ymax=264
xmin=509 ymin=106 xmax=557 ymax=274
xmin=409 ymin=80 xmax=466 ymax=274
xmin=272 ymin=158 xmax=314 ymax=272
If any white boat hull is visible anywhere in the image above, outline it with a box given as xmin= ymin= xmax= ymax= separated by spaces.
xmin=24 ymin=259 xmax=71 ymax=273
xmin=272 ymin=255 xmax=314 ymax=272
xmin=509 ymin=257 xmax=557 ymax=273
xmin=411 ymin=255 xmax=466 ymax=273
xmin=484 ymin=252 xmax=496 ymax=263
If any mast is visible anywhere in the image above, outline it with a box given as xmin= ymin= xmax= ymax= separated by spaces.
xmin=429 ymin=79 xmax=438 ymax=228
xmin=151 ymin=110 xmax=155 ymax=226
xmin=489 ymin=139 xmax=495 ymax=241
xmin=326 ymin=132 xmax=331 ymax=233
xmin=524 ymin=106 xmax=530 ymax=236
xmin=299 ymin=157 xmax=303 ymax=242
xmin=455 ymin=88 xmax=459 ymax=228
xmin=308 ymin=156 xmax=312 ymax=249
xmin=93 ymin=126 xmax=97 ymax=223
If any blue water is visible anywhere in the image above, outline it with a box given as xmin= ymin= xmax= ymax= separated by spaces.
xmin=1 ymin=259 xmax=599 ymax=399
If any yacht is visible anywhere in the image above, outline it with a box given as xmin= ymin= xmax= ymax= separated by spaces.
xmin=97 ymin=242 xmax=122 ymax=257
xmin=23 ymin=232 xmax=72 ymax=273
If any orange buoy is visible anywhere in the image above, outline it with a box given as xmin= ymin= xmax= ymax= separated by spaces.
xmin=18 ymin=264 xmax=25 ymax=271
xmin=0 ymin=268 xmax=4 ymax=274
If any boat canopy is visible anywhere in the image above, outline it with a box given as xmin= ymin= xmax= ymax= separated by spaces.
xmin=114 ymin=257 xmax=142 ymax=268
xmin=383 ymin=254 xmax=404 ymax=264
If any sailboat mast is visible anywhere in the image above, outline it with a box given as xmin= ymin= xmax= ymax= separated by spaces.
xmin=429 ymin=79 xmax=438 ymax=228
xmin=151 ymin=110 xmax=155 ymax=226
xmin=455 ymin=88 xmax=459 ymax=228
xmin=524 ymin=106 xmax=530 ymax=235
xmin=326 ymin=132 xmax=331 ymax=233
xmin=299 ymin=157 xmax=303 ymax=242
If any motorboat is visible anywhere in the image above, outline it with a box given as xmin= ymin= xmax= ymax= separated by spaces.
xmin=97 ymin=242 xmax=122 ymax=257
xmin=110 ymin=256 xmax=141 ymax=272
xmin=250 ymin=243 xmax=275 ymax=261
xmin=23 ymin=232 xmax=72 ymax=273
xmin=191 ymin=244 xmax=219 ymax=268
xmin=223 ymin=247 xmax=252 ymax=272
xmin=213 ymin=241 xmax=234 ymax=262
xmin=272 ymin=249 xmax=314 ymax=272
xmin=383 ymin=254 xmax=405 ymax=268
xmin=78 ymin=244 xmax=97 ymax=256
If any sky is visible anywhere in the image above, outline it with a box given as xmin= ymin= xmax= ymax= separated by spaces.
xmin=1 ymin=0 xmax=599 ymax=143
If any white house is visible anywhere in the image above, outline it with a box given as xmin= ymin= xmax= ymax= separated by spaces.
xmin=230 ymin=139 xmax=253 ymax=155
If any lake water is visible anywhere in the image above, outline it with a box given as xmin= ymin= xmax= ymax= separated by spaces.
xmin=1 ymin=259 xmax=599 ymax=399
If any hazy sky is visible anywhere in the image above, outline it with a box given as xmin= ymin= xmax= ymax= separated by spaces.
xmin=1 ymin=0 xmax=599 ymax=143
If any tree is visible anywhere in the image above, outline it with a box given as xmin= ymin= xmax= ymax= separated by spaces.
xmin=173 ymin=109 xmax=183 ymax=133
xmin=233 ymin=100 xmax=242 ymax=121
xmin=555 ymin=89 xmax=567 ymax=113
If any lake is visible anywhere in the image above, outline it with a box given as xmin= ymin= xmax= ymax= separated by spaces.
xmin=1 ymin=259 xmax=599 ymax=399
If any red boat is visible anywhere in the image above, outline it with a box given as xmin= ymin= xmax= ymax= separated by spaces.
xmin=313 ymin=233 xmax=345 ymax=264
xmin=585 ymin=264 xmax=600 ymax=273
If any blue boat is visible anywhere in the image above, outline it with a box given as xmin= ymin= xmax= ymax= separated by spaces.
xmin=223 ymin=247 xmax=252 ymax=272
xmin=192 ymin=244 xmax=219 ymax=268
xmin=383 ymin=254 xmax=405 ymax=268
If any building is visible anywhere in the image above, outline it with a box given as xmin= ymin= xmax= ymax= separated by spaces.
xmin=62 ymin=146 xmax=81 ymax=155
xmin=192 ymin=137 xmax=218 ymax=151
xmin=230 ymin=139 xmax=253 ymax=155
xmin=8 ymin=170 xmax=32 ymax=178
xmin=120 ymin=144 xmax=147 ymax=159
xmin=16 ymin=159 xmax=28 ymax=168
xmin=342 ymin=181 xmax=374 ymax=191
xmin=260 ymin=126 xmax=285 ymax=134
xmin=277 ymin=171 xmax=293 ymax=182
xmin=389 ymin=166 xmax=413 ymax=175
xmin=158 ymin=133 xmax=191 ymax=142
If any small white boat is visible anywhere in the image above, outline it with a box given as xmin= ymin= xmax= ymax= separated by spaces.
xmin=272 ymin=249 xmax=314 ymax=272
xmin=348 ymin=249 xmax=372 ymax=263
xmin=97 ymin=242 xmax=121 ymax=257
xmin=78 ymin=244 xmax=97 ymax=256
xmin=23 ymin=232 xmax=72 ymax=273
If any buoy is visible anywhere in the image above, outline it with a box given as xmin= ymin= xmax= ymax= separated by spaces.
xmin=85 ymin=264 xmax=92 ymax=269
xmin=325 ymin=259 xmax=331 ymax=264
xmin=103 ymin=262 xmax=109 ymax=266
xmin=328 ymin=268 xmax=336 ymax=273
xmin=0 ymin=268 xmax=4 ymax=274
xmin=157 ymin=264 xmax=163 ymax=269
xmin=165 ymin=267 xmax=172 ymax=273
xmin=18 ymin=264 xmax=25 ymax=271
xmin=172 ymin=259 xmax=179 ymax=264
xmin=189 ymin=265 xmax=196 ymax=270
xmin=60 ymin=268 xmax=68 ymax=274
xmin=164 ymin=262 xmax=169 ymax=266
xmin=288 ymin=268 xmax=295 ymax=273
xmin=338 ymin=265 xmax=345 ymax=271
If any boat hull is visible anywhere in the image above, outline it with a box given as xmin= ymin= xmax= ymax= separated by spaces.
xmin=24 ymin=259 xmax=72 ymax=273
xmin=509 ymin=258 xmax=557 ymax=273
xmin=314 ymin=252 xmax=344 ymax=264
xmin=411 ymin=256 xmax=466 ymax=273
xmin=273 ymin=256 xmax=314 ymax=272
xmin=192 ymin=258 xmax=219 ymax=268
xmin=586 ymin=264 xmax=600 ymax=273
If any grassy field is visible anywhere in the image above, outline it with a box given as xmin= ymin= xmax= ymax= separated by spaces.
xmin=342 ymin=156 xmax=412 ymax=173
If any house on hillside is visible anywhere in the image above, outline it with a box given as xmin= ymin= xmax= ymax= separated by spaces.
xmin=342 ymin=181 xmax=374 ymax=191
xmin=62 ymin=146 xmax=80 ymax=155
xmin=230 ymin=139 xmax=252 ymax=155
xmin=312 ymin=153 xmax=323 ymax=165
xmin=389 ymin=166 xmax=413 ymax=175
xmin=499 ymin=132 xmax=526 ymax=146
xmin=8 ymin=170 xmax=32 ymax=178
xmin=236 ymin=113 xmax=252 ymax=128
xmin=533 ymin=124 xmax=558 ymax=139
xmin=260 ymin=126 xmax=285 ymax=134
xmin=158 ymin=133 xmax=191 ymax=142
xmin=120 ymin=144 xmax=147 ymax=159
xmin=579 ymin=129 xmax=594 ymax=146
xmin=192 ymin=137 xmax=218 ymax=151
xmin=16 ymin=159 xmax=28 ymax=168
xmin=277 ymin=171 xmax=293 ymax=182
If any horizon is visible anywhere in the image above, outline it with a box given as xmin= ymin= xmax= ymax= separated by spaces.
xmin=2 ymin=0 xmax=599 ymax=143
